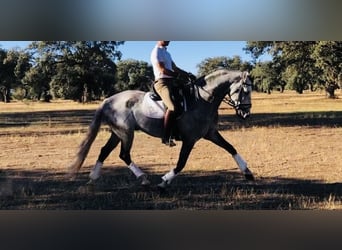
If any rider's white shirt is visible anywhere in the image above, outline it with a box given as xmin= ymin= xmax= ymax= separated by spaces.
xmin=150 ymin=45 xmax=174 ymax=80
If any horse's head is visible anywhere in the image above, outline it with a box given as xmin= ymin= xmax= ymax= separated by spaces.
xmin=198 ymin=69 xmax=252 ymax=119
xmin=227 ymin=71 xmax=252 ymax=119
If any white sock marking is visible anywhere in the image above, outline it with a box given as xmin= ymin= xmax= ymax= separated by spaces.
xmin=128 ymin=162 xmax=145 ymax=178
xmin=233 ymin=154 xmax=247 ymax=172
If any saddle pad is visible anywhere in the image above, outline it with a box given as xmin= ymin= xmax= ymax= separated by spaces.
xmin=141 ymin=92 xmax=165 ymax=119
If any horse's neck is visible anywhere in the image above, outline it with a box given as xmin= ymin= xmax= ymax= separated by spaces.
xmin=198 ymin=79 xmax=229 ymax=105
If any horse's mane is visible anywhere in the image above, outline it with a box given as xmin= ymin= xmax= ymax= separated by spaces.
xmin=195 ymin=68 xmax=241 ymax=87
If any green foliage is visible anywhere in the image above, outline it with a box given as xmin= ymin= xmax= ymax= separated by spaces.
xmin=28 ymin=41 xmax=124 ymax=102
xmin=115 ymin=59 xmax=153 ymax=92
xmin=244 ymin=41 xmax=275 ymax=61
xmin=279 ymin=42 xmax=317 ymax=94
xmin=0 ymin=48 xmax=31 ymax=102
xmin=1 ymin=41 xmax=341 ymax=102
xmin=251 ymin=62 xmax=281 ymax=93
xmin=245 ymin=41 xmax=341 ymax=96
xmin=196 ymin=56 xmax=253 ymax=76
xmin=312 ymin=41 xmax=342 ymax=97
xmin=22 ymin=52 xmax=52 ymax=101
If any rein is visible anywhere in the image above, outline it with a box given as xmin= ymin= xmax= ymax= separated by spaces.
xmin=198 ymin=85 xmax=215 ymax=103
xmin=194 ymin=71 xmax=252 ymax=110
xmin=198 ymin=82 xmax=243 ymax=108
xmin=222 ymin=96 xmax=236 ymax=107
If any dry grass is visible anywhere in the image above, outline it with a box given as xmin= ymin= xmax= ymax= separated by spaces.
xmin=0 ymin=91 xmax=341 ymax=209
xmin=252 ymin=90 xmax=342 ymax=113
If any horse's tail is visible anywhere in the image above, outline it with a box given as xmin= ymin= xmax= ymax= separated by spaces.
xmin=68 ymin=105 xmax=103 ymax=176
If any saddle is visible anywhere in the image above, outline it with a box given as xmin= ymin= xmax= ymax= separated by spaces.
xmin=149 ymin=79 xmax=198 ymax=113
xmin=141 ymin=92 xmax=165 ymax=119
xmin=141 ymin=79 xmax=198 ymax=141
xmin=150 ymin=85 xmax=162 ymax=101
xmin=140 ymin=88 xmax=186 ymax=120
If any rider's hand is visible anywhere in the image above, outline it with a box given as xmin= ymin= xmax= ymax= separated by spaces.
xmin=188 ymin=72 xmax=197 ymax=82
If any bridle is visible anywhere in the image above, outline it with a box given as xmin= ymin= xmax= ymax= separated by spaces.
xmin=195 ymin=73 xmax=252 ymax=111
xmin=223 ymin=78 xmax=252 ymax=111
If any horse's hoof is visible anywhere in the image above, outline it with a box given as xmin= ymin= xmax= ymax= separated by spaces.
xmin=157 ymin=180 xmax=168 ymax=189
xmin=86 ymin=179 xmax=95 ymax=185
xmin=89 ymin=170 xmax=101 ymax=181
xmin=78 ymin=181 xmax=95 ymax=193
xmin=244 ymin=173 xmax=255 ymax=181
xmin=66 ymin=172 xmax=77 ymax=181
xmin=139 ymin=175 xmax=151 ymax=186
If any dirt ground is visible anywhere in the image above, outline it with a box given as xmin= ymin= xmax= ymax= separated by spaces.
xmin=0 ymin=91 xmax=341 ymax=209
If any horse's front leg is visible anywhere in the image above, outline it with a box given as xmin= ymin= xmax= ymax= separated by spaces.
xmin=158 ymin=140 xmax=195 ymax=189
xmin=204 ymin=129 xmax=254 ymax=181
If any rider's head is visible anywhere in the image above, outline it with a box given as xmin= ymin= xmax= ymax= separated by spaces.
xmin=158 ymin=41 xmax=170 ymax=47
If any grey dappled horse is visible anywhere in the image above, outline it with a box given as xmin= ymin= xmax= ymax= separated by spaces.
xmin=68 ymin=69 xmax=254 ymax=188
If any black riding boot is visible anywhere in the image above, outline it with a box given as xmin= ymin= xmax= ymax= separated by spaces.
xmin=162 ymin=109 xmax=176 ymax=147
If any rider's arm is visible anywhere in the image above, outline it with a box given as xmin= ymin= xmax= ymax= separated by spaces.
xmin=172 ymin=62 xmax=189 ymax=78
xmin=156 ymin=61 xmax=178 ymax=78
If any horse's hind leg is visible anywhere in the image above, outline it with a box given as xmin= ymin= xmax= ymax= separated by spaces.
xmin=89 ymin=132 xmax=120 ymax=181
xmin=204 ymin=129 xmax=254 ymax=181
xmin=89 ymin=130 xmax=149 ymax=185
xmin=117 ymin=129 xmax=150 ymax=186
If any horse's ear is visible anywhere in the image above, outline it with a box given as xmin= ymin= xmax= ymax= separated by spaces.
xmin=242 ymin=71 xmax=249 ymax=82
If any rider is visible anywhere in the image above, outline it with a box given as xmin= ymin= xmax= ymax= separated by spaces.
xmin=150 ymin=41 xmax=195 ymax=147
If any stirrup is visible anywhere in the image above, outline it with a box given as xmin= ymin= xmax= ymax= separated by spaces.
xmin=162 ymin=138 xmax=176 ymax=147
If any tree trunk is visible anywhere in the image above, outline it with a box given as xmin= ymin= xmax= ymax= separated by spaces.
xmin=3 ymin=88 xmax=10 ymax=103
xmin=0 ymin=91 xmax=4 ymax=102
xmin=37 ymin=91 xmax=42 ymax=101
xmin=309 ymin=83 xmax=314 ymax=92
xmin=325 ymin=82 xmax=340 ymax=98
xmin=43 ymin=91 xmax=52 ymax=102
xmin=325 ymin=85 xmax=336 ymax=98
xmin=82 ymin=84 xmax=88 ymax=103
xmin=280 ymin=85 xmax=285 ymax=93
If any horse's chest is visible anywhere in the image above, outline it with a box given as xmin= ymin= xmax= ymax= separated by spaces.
xmin=180 ymin=113 xmax=214 ymax=135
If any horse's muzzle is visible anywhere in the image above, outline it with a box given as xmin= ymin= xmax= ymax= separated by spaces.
xmin=236 ymin=104 xmax=251 ymax=119
xmin=236 ymin=109 xmax=250 ymax=119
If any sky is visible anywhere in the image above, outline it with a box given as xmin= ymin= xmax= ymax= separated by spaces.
xmin=0 ymin=41 xmax=271 ymax=74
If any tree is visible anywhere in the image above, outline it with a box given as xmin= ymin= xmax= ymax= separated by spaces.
xmin=115 ymin=59 xmax=154 ymax=92
xmin=13 ymin=50 xmax=32 ymax=99
xmin=279 ymin=42 xmax=317 ymax=94
xmin=196 ymin=56 xmax=253 ymax=76
xmin=0 ymin=48 xmax=11 ymax=102
xmin=312 ymin=41 xmax=342 ymax=98
xmin=244 ymin=41 xmax=275 ymax=62
xmin=251 ymin=62 xmax=280 ymax=94
xmin=197 ymin=56 xmax=231 ymax=76
xmin=245 ymin=41 xmax=320 ymax=94
xmin=22 ymin=59 xmax=52 ymax=101
xmin=0 ymin=49 xmax=31 ymax=102
xmin=28 ymin=41 xmax=124 ymax=102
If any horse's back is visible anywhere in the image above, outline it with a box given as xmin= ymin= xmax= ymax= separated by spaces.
xmin=100 ymin=90 xmax=145 ymax=124
xmin=109 ymin=90 xmax=145 ymax=101
xmin=104 ymin=90 xmax=145 ymax=109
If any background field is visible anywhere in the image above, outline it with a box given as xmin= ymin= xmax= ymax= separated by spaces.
xmin=0 ymin=91 xmax=341 ymax=209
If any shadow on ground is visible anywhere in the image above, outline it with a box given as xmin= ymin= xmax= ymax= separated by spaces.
xmin=0 ymin=109 xmax=96 ymax=127
xmin=219 ymin=111 xmax=342 ymax=130
xmin=1 ymin=109 xmax=341 ymax=136
xmin=1 ymin=109 xmax=341 ymax=209
xmin=1 ymin=166 xmax=340 ymax=209
xmin=0 ymin=109 xmax=96 ymax=136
